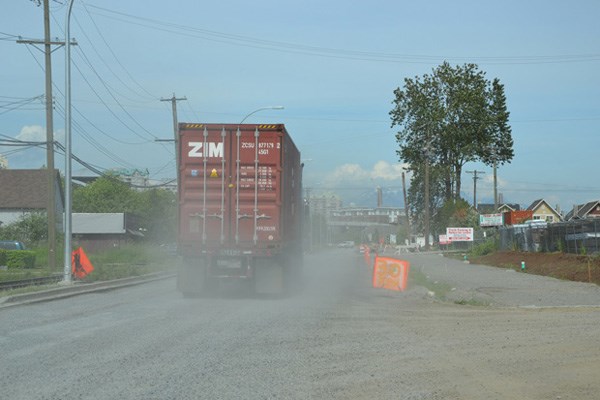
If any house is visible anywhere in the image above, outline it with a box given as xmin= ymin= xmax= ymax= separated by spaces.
xmin=72 ymin=213 xmax=144 ymax=252
xmin=477 ymin=203 xmax=521 ymax=214
xmin=565 ymin=200 xmax=600 ymax=221
xmin=0 ymin=169 xmax=64 ymax=230
xmin=526 ymin=199 xmax=562 ymax=223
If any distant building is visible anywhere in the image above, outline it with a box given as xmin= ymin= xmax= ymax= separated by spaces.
xmin=108 ymin=168 xmax=150 ymax=190
xmin=73 ymin=170 xmax=175 ymax=192
xmin=0 ymin=154 xmax=7 ymax=169
xmin=72 ymin=213 xmax=144 ymax=252
xmin=565 ymin=201 xmax=600 ymax=221
xmin=329 ymin=207 xmax=404 ymax=226
xmin=309 ymin=194 xmax=343 ymax=216
xmin=0 ymin=169 xmax=63 ymax=230
xmin=526 ymin=199 xmax=562 ymax=223
xmin=477 ymin=203 xmax=521 ymax=214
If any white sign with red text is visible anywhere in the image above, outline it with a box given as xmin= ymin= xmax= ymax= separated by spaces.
xmin=439 ymin=234 xmax=451 ymax=245
xmin=446 ymin=227 xmax=474 ymax=242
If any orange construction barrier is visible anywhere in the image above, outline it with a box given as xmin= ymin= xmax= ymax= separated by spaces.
xmin=372 ymin=256 xmax=410 ymax=291
xmin=72 ymin=247 xmax=95 ymax=279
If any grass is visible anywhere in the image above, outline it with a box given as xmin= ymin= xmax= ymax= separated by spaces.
xmin=409 ymin=267 xmax=453 ymax=300
xmin=0 ymin=244 xmax=178 ymax=286
xmin=454 ymin=298 xmax=490 ymax=307
xmin=0 ymin=267 xmax=59 ymax=282
xmin=409 ymin=265 xmax=490 ymax=307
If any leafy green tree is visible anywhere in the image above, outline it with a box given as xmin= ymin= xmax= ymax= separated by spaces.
xmin=390 ymin=62 xmax=513 ymax=204
xmin=72 ymin=175 xmax=176 ymax=243
xmin=73 ymin=176 xmax=142 ymax=213
xmin=137 ymin=188 xmax=177 ymax=243
xmin=433 ymin=198 xmax=479 ymax=236
xmin=406 ymin=163 xmax=445 ymax=235
xmin=0 ymin=213 xmax=47 ymax=245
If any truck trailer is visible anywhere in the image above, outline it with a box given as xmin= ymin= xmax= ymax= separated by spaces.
xmin=176 ymin=123 xmax=303 ymax=295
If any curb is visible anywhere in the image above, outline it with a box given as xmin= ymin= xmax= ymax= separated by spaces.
xmin=0 ymin=272 xmax=176 ymax=309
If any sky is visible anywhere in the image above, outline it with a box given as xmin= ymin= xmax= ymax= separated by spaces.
xmin=1 ymin=0 xmax=599 ymax=213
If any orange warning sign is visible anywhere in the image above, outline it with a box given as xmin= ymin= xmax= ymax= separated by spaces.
xmin=372 ymin=256 xmax=409 ymax=291
xmin=72 ymin=247 xmax=95 ymax=279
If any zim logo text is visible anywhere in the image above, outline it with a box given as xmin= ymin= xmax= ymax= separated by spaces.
xmin=188 ymin=142 xmax=224 ymax=158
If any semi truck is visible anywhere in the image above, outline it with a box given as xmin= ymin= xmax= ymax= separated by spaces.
xmin=176 ymin=123 xmax=303 ymax=295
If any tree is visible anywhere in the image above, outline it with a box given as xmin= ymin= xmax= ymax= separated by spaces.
xmin=0 ymin=213 xmax=47 ymax=245
xmin=390 ymin=62 xmax=513 ymax=205
xmin=137 ymin=188 xmax=177 ymax=243
xmin=72 ymin=175 xmax=177 ymax=243
xmin=73 ymin=176 xmax=142 ymax=214
xmin=406 ymin=163 xmax=445 ymax=235
xmin=432 ymin=198 xmax=479 ymax=236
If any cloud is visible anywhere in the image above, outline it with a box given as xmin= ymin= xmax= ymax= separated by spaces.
xmin=323 ymin=160 xmax=410 ymax=186
xmin=371 ymin=160 xmax=408 ymax=180
xmin=16 ymin=125 xmax=46 ymax=142
xmin=15 ymin=125 xmax=65 ymax=144
xmin=3 ymin=125 xmax=65 ymax=169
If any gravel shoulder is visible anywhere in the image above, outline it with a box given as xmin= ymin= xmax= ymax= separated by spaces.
xmin=398 ymin=252 xmax=600 ymax=308
xmin=2 ymin=250 xmax=600 ymax=399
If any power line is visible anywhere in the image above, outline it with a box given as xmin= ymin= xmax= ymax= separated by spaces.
xmin=84 ymin=4 xmax=600 ymax=65
xmin=73 ymin=13 xmax=155 ymax=103
xmin=80 ymin=1 xmax=158 ymax=100
xmin=49 ymin=12 xmax=160 ymax=142
xmin=0 ymin=95 xmax=44 ymax=116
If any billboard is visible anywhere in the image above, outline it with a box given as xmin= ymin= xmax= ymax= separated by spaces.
xmin=446 ymin=227 xmax=474 ymax=242
xmin=439 ymin=234 xmax=450 ymax=245
xmin=479 ymin=213 xmax=504 ymax=227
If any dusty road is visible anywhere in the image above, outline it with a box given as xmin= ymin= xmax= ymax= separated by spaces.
xmin=1 ymin=250 xmax=600 ymax=399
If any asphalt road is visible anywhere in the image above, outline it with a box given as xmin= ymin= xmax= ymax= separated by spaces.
xmin=2 ymin=249 xmax=600 ymax=399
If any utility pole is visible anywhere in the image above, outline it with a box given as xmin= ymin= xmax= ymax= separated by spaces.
xmin=160 ymin=94 xmax=187 ymax=186
xmin=401 ymin=171 xmax=410 ymax=240
xmin=305 ymin=187 xmax=312 ymax=252
xmin=17 ymin=0 xmax=67 ymax=270
xmin=493 ymin=159 xmax=498 ymax=211
xmin=466 ymin=170 xmax=485 ymax=210
xmin=423 ymin=134 xmax=432 ymax=251
xmin=424 ymin=158 xmax=430 ymax=250
xmin=160 ymin=94 xmax=186 ymax=239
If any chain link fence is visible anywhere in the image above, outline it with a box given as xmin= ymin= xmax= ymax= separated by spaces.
xmin=499 ymin=219 xmax=600 ymax=254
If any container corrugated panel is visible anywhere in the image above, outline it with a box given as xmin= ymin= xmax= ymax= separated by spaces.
xmin=504 ymin=210 xmax=534 ymax=225
xmin=178 ymin=123 xmax=301 ymax=255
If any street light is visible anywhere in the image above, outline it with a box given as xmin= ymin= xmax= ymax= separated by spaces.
xmin=239 ymin=106 xmax=284 ymax=124
xmin=63 ymin=0 xmax=75 ymax=283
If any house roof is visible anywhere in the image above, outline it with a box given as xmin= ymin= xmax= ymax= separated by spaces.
xmin=0 ymin=169 xmax=63 ymax=209
xmin=565 ymin=200 xmax=600 ymax=220
xmin=526 ymin=198 xmax=563 ymax=221
xmin=526 ymin=199 xmax=544 ymax=211
xmin=478 ymin=203 xmax=521 ymax=213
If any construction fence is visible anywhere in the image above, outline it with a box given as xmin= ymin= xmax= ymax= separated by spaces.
xmin=499 ymin=219 xmax=600 ymax=254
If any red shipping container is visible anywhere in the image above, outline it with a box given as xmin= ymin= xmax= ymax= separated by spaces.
xmin=503 ymin=210 xmax=533 ymax=225
xmin=176 ymin=123 xmax=303 ymax=295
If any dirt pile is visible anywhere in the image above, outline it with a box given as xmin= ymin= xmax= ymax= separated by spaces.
xmin=471 ymin=251 xmax=600 ymax=285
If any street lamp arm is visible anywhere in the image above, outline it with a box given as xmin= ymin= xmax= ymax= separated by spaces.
xmin=239 ymin=106 xmax=284 ymax=124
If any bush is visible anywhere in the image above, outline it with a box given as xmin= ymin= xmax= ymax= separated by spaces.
xmin=469 ymin=239 xmax=498 ymax=257
xmin=0 ymin=250 xmax=37 ymax=269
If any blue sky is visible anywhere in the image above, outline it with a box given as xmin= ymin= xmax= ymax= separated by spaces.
xmin=1 ymin=0 xmax=599 ymax=213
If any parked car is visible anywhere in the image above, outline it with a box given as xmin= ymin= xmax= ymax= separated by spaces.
xmin=337 ymin=241 xmax=355 ymax=248
xmin=0 ymin=241 xmax=26 ymax=250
